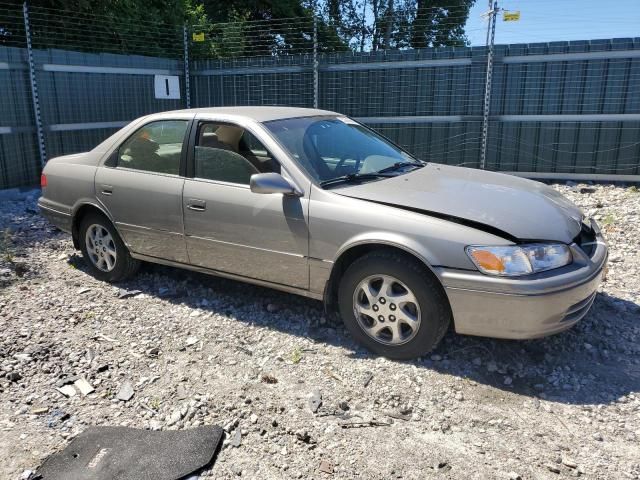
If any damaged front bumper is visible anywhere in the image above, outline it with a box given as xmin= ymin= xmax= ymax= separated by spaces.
xmin=436 ymin=219 xmax=608 ymax=340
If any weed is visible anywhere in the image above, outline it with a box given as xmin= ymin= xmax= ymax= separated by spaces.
xmin=149 ymin=398 xmax=161 ymax=411
xmin=602 ymin=213 xmax=616 ymax=226
xmin=291 ymin=346 xmax=303 ymax=364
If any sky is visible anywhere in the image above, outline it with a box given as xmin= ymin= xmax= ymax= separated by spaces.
xmin=465 ymin=0 xmax=640 ymax=46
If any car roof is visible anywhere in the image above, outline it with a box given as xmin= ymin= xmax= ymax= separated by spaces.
xmin=163 ymin=106 xmax=340 ymax=123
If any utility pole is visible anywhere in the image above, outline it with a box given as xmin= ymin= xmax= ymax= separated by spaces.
xmin=183 ymin=25 xmax=191 ymax=109
xmin=23 ymin=1 xmax=46 ymax=167
xmin=480 ymin=0 xmax=498 ymax=170
xmin=313 ymin=13 xmax=319 ymax=108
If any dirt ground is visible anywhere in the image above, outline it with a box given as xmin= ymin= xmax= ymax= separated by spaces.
xmin=1 ymin=183 xmax=639 ymax=479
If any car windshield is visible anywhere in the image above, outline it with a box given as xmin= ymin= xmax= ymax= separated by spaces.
xmin=264 ymin=116 xmax=422 ymax=186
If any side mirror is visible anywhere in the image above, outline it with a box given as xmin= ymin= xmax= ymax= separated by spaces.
xmin=250 ymin=173 xmax=300 ymax=196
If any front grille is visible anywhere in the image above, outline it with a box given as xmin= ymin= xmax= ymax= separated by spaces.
xmin=573 ymin=220 xmax=597 ymax=257
xmin=562 ymin=292 xmax=597 ymax=323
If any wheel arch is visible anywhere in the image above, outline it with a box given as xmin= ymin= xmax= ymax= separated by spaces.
xmin=323 ymin=239 xmax=450 ymax=317
xmin=71 ymin=201 xmax=117 ymax=250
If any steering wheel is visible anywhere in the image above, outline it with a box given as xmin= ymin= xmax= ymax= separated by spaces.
xmin=333 ymin=149 xmax=364 ymax=175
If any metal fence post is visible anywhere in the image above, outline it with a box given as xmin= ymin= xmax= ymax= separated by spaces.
xmin=183 ymin=25 xmax=191 ymax=109
xmin=479 ymin=1 xmax=498 ymax=170
xmin=312 ymin=15 xmax=319 ymax=109
xmin=23 ymin=1 xmax=46 ymax=167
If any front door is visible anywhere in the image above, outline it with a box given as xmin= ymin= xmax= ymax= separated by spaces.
xmin=182 ymin=121 xmax=309 ymax=288
xmin=95 ymin=119 xmax=190 ymax=262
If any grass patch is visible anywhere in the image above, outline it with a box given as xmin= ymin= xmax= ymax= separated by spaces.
xmin=601 ymin=213 xmax=616 ymax=226
xmin=290 ymin=346 xmax=303 ymax=364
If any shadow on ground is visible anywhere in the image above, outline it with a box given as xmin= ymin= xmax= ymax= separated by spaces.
xmin=64 ymin=255 xmax=640 ymax=408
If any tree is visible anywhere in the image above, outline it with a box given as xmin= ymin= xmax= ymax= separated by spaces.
xmin=314 ymin=0 xmax=475 ymax=51
xmin=409 ymin=0 xmax=474 ymax=48
xmin=0 ymin=0 xmax=208 ymax=57
xmin=0 ymin=0 xmax=475 ymax=57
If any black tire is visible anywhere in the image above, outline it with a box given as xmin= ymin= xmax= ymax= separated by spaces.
xmin=79 ymin=212 xmax=139 ymax=282
xmin=338 ymin=249 xmax=451 ymax=360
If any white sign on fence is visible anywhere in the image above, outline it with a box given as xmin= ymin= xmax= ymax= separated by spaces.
xmin=154 ymin=75 xmax=180 ymax=100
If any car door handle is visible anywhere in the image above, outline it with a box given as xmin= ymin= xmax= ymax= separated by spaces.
xmin=186 ymin=199 xmax=206 ymax=212
xmin=100 ymin=184 xmax=113 ymax=196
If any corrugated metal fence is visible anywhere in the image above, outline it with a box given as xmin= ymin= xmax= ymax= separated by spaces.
xmin=2 ymin=37 xmax=640 ymax=189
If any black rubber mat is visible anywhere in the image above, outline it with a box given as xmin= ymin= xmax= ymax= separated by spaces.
xmin=36 ymin=425 xmax=224 ymax=480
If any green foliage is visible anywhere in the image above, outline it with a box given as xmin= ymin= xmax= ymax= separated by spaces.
xmin=317 ymin=0 xmax=476 ymax=51
xmin=1 ymin=0 xmax=475 ymax=58
xmin=290 ymin=346 xmax=303 ymax=364
xmin=602 ymin=213 xmax=616 ymax=226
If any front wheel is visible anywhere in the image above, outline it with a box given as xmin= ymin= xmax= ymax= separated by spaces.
xmin=338 ymin=250 xmax=451 ymax=360
xmin=79 ymin=212 xmax=139 ymax=282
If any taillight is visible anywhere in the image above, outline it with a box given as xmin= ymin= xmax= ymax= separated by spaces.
xmin=40 ymin=173 xmax=47 ymax=187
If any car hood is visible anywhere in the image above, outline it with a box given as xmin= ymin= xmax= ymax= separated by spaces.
xmin=336 ymin=164 xmax=583 ymax=243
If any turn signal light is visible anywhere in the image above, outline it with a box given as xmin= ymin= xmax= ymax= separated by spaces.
xmin=40 ymin=173 xmax=47 ymax=187
xmin=469 ymin=249 xmax=505 ymax=273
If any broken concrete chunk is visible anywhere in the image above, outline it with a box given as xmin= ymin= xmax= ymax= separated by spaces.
xmin=116 ymin=382 xmax=134 ymax=402
xmin=117 ymin=289 xmax=142 ymax=299
xmin=309 ymin=390 xmax=322 ymax=413
xmin=166 ymin=408 xmax=184 ymax=427
xmin=318 ymin=459 xmax=334 ymax=474
xmin=74 ymin=378 xmax=95 ymax=396
xmin=230 ymin=428 xmax=242 ymax=447
xmin=56 ymin=385 xmax=77 ymax=397
xmin=176 ymin=384 xmax=188 ymax=400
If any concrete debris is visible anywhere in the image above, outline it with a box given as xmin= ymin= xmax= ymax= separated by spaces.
xmin=308 ymin=390 xmax=322 ymax=413
xmin=74 ymin=377 xmax=95 ymax=396
xmin=116 ymin=382 xmax=134 ymax=402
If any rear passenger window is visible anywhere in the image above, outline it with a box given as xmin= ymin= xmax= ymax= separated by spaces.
xmin=194 ymin=122 xmax=279 ymax=184
xmin=118 ymin=120 xmax=188 ymax=175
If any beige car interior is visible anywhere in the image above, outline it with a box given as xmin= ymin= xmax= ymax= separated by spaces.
xmin=196 ymin=124 xmax=278 ymax=184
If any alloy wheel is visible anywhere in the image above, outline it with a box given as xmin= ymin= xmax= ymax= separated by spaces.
xmin=85 ymin=224 xmax=117 ymax=272
xmin=352 ymin=274 xmax=422 ymax=346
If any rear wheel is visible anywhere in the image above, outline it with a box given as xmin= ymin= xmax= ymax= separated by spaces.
xmin=79 ymin=212 xmax=139 ymax=282
xmin=338 ymin=250 xmax=451 ymax=360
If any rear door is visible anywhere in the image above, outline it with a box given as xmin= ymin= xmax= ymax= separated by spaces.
xmin=95 ymin=118 xmax=192 ymax=262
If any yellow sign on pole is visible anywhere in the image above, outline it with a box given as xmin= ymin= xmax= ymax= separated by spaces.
xmin=192 ymin=32 xmax=205 ymax=42
xmin=503 ymin=11 xmax=521 ymax=21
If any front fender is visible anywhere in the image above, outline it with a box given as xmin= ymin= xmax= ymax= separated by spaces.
xmin=334 ymin=231 xmax=441 ymax=271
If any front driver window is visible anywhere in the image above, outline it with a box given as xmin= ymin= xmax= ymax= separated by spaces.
xmin=117 ymin=120 xmax=188 ymax=175
xmin=194 ymin=122 xmax=279 ymax=184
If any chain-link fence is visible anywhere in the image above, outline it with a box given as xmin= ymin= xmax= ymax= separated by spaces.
xmin=1 ymin=1 xmax=639 ymax=189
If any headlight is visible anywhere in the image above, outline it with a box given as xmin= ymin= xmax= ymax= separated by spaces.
xmin=466 ymin=244 xmax=572 ymax=276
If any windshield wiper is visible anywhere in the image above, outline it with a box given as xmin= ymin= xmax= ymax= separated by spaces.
xmin=320 ymin=172 xmax=392 ymax=188
xmin=375 ymin=161 xmax=425 ymax=174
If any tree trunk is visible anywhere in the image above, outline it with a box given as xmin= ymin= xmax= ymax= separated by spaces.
xmin=359 ymin=0 xmax=367 ymax=51
xmin=411 ymin=0 xmax=428 ymax=49
xmin=383 ymin=0 xmax=394 ymax=49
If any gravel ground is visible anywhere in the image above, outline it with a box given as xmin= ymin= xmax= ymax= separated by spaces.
xmin=1 ymin=183 xmax=639 ymax=480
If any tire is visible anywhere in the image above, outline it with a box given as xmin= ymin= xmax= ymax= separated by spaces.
xmin=79 ymin=212 xmax=140 ymax=282
xmin=338 ymin=249 xmax=451 ymax=360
